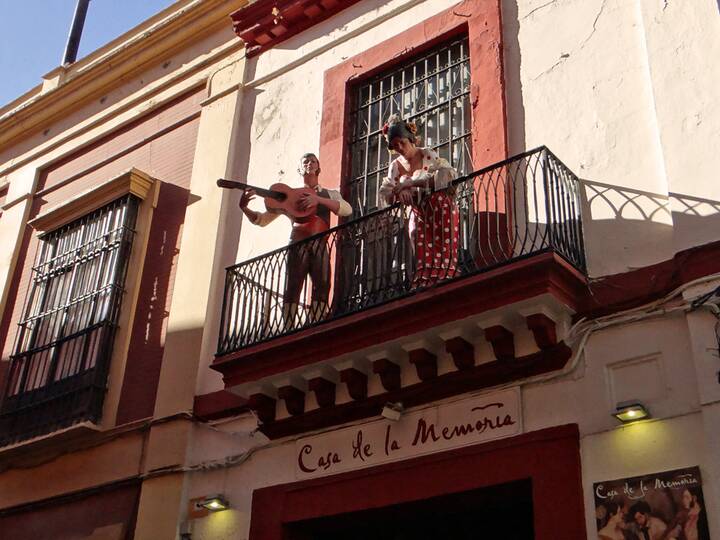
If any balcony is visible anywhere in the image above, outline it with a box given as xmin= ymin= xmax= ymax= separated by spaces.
xmin=210 ymin=150 xmax=591 ymax=438
xmin=218 ymin=146 xmax=585 ymax=349
xmin=212 ymin=147 xmax=589 ymax=436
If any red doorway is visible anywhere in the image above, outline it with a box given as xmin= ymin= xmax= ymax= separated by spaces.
xmin=249 ymin=424 xmax=586 ymax=540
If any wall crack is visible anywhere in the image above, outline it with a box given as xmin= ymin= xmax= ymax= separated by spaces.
xmin=521 ymin=0 xmax=557 ymax=20
xmin=579 ymin=0 xmax=607 ymax=49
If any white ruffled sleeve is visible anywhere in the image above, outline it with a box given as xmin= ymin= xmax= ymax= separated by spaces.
xmin=326 ymin=188 xmax=353 ymax=217
xmin=423 ymin=148 xmax=457 ymax=191
xmin=379 ymin=159 xmax=401 ymax=207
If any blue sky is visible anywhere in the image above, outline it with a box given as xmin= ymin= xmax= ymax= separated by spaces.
xmin=0 ymin=0 xmax=176 ymax=107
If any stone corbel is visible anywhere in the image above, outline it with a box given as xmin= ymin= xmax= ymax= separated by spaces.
xmin=526 ymin=313 xmax=558 ymax=350
xmin=277 ymin=385 xmax=306 ymax=416
xmin=308 ymin=377 xmax=336 ymax=408
xmin=483 ymin=325 xmax=515 ymax=361
xmin=372 ymin=359 xmax=401 ymax=392
xmin=247 ymin=393 xmax=277 ymax=424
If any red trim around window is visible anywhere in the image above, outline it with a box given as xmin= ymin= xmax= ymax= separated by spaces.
xmin=319 ymin=0 xmax=507 ymax=197
xmin=248 ymin=424 xmax=586 ymax=540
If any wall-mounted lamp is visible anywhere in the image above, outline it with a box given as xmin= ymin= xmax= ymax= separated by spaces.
xmin=613 ymin=401 xmax=650 ymax=423
xmin=199 ymin=494 xmax=230 ymax=512
xmin=381 ymin=402 xmax=404 ymax=421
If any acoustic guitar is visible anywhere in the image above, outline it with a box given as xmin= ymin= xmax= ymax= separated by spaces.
xmin=217 ymin=178 xmax=317 ymax=222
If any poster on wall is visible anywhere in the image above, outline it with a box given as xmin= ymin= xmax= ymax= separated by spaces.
xmin=593 ymin=466 xmax=710 ymax=540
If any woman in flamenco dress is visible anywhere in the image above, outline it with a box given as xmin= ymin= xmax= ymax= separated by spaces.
xmin=379 ymin=114 xmax=460 ymax=287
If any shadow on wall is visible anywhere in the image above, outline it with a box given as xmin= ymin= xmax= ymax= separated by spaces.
xmin=227 ymin=57 xmax=268 ymax=264
xmin=502 ymin=0 xmax=526 ymax=156
xmin=194 ymin=77 xmax=262 ymax=394
xmin=115 ymin=182 xmax=190 ymax=424
xmin=669 ymin=191 xmax=720 ymax=252
xmin=579 ymin=178 xmax=720 ymax=277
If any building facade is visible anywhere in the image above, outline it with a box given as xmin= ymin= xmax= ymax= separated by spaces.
xmin=0 ymin=0 xmax=719 ymax=538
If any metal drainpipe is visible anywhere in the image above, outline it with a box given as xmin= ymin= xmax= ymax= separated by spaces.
xmin=62 ymin=0 xmax=91 ymax=65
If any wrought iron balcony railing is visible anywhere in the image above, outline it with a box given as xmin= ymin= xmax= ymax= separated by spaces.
xmin=217 ymin=147 xmax=585 ymax=355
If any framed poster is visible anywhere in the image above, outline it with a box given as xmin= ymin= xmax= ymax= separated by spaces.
xmin=593 ymin=466 xmax=710 ymax=540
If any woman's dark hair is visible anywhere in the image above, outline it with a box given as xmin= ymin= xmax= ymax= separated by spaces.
xmin=383 ymin=115 xmax=417 ymax=149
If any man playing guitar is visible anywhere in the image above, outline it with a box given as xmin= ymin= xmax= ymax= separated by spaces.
xmin=239 ymin=153 xmax=352 ymax=327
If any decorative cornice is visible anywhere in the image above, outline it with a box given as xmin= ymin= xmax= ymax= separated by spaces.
xmin=231 ymin=0 xmax=363 ymax=57
xmin=0 ymin=0 xmax=248 ymax=150
xmin=29 ymin=168 xmax=155 ymax=232
xmin=257 ymin=342 xmax=572 ymax=439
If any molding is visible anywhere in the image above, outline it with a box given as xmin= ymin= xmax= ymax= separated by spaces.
xmin=0 ymin=49 xmax=226 ymax=180
xmin=193 ymin=390 xmax=248 ymax=421
xmin=29 ymin=168 xmax=155 ymax=232
xmin=0 ymin=0 xmax=247 ymax=152
xmin=579 ymin=238 xmax=720 ymax=319
xmin=0 ymin=192 xmax=31 ymax=213
xmin=258 ymin=341 xmax=571 ymax=439
xmin=0 ymin=421 xmax=101 ymax=467
xmin=231 ymin=0 xmax=364 ymax=57
xmin=0 ymin=475 xmax=142 ymax=517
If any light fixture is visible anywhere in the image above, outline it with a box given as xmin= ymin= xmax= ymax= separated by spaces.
xmin=613 ymin=401 xmax=650 ymax=423
xmin=381 ymin=402 xmax=404 ymax=421
xmin=199 ymin=494 xmax=230 ymax=512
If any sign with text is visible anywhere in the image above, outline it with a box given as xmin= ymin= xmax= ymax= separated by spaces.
xmin=294 ymin=388 xmax=522 ymax=479
xmin=593 ymin=466 xmax=710 ymax=540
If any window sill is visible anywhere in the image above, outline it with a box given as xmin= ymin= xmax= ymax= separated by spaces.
xmin=0 ymin=421 xmax=101 ymax=470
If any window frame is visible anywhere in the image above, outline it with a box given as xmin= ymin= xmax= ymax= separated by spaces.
xmin=0 ymin=169 xmax=158 ymax=446
xmin=317 ymin=1 xmax=508 ymax=210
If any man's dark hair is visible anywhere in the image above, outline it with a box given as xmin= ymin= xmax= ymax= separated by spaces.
xmin=627 ymin=501 xmax=652 ymax=522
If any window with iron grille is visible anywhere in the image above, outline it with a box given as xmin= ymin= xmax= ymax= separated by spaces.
xmin=0 ymin=195 xmax=139 ymax=445
xmin=348 ymin=35 xmax=472 ymax=216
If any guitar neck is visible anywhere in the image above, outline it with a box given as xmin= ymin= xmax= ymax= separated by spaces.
xmin=216 ymin=179 xmax=284 ymax=201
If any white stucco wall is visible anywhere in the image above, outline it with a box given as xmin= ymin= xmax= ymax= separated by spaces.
xmin=638 ymin=0 xmax=720 ymax=253
xmin=509 ymin=0 xmax=720 ymax=276
xmin=230 ymin=0 xmax=720 ymax=279
xmin=231 ymin=0 xmax=462 ymax=266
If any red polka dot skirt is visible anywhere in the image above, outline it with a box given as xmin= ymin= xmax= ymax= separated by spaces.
xmin=412 ymin=191 xmax=459 ymax=287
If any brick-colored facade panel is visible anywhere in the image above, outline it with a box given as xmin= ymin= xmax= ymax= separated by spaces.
xmin=0 ymin=90 xmax=201 ymax=427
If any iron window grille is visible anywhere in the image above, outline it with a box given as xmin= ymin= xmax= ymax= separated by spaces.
xmin=348 ymin=35 xmax=472 ymax=216
xmin=0 ymin=195 xmax=139 ymax=446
